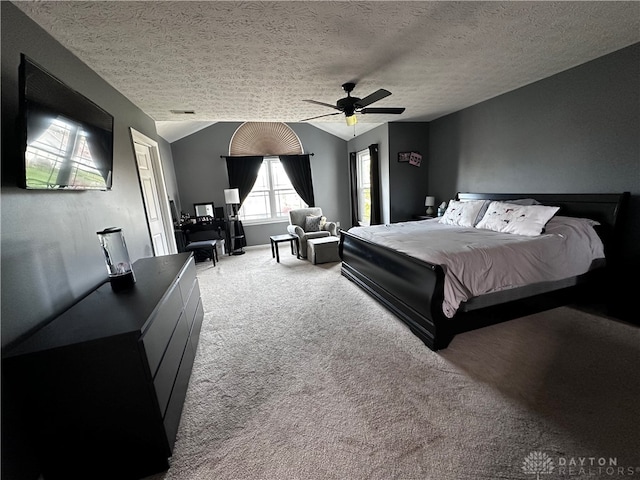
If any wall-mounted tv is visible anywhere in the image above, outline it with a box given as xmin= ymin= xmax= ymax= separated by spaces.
xmin=19 ymin=54 xmax=114 ymax=190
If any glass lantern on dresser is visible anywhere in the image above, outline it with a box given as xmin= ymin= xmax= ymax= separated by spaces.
xmin=97 ymin=227 xmax=136 ymax=291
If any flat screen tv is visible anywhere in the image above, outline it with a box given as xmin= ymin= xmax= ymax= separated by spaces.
xmin=19 ymin=54 xmax=114 ymax=190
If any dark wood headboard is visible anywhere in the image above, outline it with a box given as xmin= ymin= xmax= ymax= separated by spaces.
xmin=457 ymin=192 xmax=630 ymax=258
xmin=457 ymin=192 xmax=628 ymax=231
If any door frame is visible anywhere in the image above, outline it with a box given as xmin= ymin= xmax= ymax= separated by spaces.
xmin=129 ymin=128 xmax=178 ymax=255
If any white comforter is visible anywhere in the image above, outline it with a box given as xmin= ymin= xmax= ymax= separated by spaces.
xmin=348 ymin=216 xmax=604 ymax=318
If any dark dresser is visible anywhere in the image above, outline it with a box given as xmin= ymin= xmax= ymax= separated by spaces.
xmin=2 ymin=253 xmax=204 ymax=479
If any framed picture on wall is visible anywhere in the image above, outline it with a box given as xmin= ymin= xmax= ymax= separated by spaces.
xmin=409 ymin=152 xmax=422 ymax=167
xmin=398 ymin=152 xmax=411 ymax=162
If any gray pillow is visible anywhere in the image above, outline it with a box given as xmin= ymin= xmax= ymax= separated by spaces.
xmin=305 ymin=215 xmax=322 ymax=232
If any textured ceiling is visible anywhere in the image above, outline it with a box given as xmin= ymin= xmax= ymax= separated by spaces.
xmin=14 ymin=1 xmax=640 ymax=141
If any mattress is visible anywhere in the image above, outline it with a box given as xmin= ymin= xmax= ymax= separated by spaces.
xmin=348 ymin=216 xmax=604 ymax=318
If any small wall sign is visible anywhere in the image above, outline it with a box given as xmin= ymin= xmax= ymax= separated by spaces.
xmin=398 ymin=151 xmax=422 ymax=166
xmin=398 ymin=152 xmax=411 ymax=162
xmin=409 ymin=152 xmax=422 ymax=167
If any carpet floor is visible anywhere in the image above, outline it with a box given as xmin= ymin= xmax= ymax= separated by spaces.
xmin=145 ymin=245 xmax=639 ymax=480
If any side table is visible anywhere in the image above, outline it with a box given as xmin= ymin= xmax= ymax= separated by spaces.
xmin=270 ymin=234 xmax=300 ymax=263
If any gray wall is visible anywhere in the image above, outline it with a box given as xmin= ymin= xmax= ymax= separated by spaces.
xmin=428 ymin=43 xmax=640 ymax=261
xmin=388 ymin=122 xmax=430 ymax=222
xmin=1 ymin=3 xmax=172 ymax=348
xmin=171 ymin=122 xmax=241 ymax=218
xmin=171 ymin=122 xmax=349 ymax=245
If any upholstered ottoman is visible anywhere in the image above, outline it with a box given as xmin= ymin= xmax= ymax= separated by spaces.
xmin=307 ymin=237 xmax=340 ymax=264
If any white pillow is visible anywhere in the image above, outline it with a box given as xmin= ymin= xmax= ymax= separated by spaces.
xmin=475 ymin=198 xmax=541 ymax=222
xmin=475 ymin=201 xmax=560 ymax=236
xmin=439 ymin=200 xmax=488 ymax=227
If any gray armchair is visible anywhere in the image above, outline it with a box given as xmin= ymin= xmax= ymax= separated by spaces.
xmin=287 ymin=207 xmax=337 ymax=259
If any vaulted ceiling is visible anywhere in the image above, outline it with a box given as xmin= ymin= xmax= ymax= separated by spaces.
xmin=14 ymin=1 xmax=640 ymax=141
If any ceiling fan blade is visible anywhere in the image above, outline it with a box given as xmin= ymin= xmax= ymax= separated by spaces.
xmin=303 ymin=99 xmax=341 ymax=110
xmin=300 ymin=112 xmax=342 ymax=122
xmin=354 ymin=89 xmax=391 ymax=108
xmin=360 ymin=107 xmax=406 ymax=115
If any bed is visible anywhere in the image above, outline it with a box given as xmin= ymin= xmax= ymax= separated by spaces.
xmin=339 ymin=192 xmax=629 ymax=351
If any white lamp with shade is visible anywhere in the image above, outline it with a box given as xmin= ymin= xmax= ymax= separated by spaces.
xmin=425 ymin=196 xmax=435 ymax=216
xmin=224 ymin=188 xmax=240 ymax=219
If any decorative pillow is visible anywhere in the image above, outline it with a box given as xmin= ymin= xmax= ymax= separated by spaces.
xmin=475 ymin=201 xmax=560 ymax=236
xmin=305 ymin=215 xmax=323 ymax=232
xmin=475 ymin=198 xmax=541 ymax=222
xmin=439 ymin=200 xmax=488 ymax=227
xmin=319 ymin=216 xmax=327 ymax=229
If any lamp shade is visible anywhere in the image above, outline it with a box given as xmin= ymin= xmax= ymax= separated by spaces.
xmin=425 ymin=196 xmax=435 ymax=207
xmin=224 ymin=188 xmax=240 ymax=204
xmin=345 ymin=114 xmax=357 ymax=126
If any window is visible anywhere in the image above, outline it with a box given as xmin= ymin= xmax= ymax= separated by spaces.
xmin=238 ymin=157 xmax=307 ymax=222
xmin=356 ymin=149 xmax=371 ymax=226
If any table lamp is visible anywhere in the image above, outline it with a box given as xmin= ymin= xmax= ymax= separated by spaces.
xmin=425 ymin=196 xmax=435 ymax=216
xmin=224 ymin=188 xmax=240 ymax=219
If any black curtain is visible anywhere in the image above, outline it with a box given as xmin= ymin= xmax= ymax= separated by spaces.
xmin=225 ymin=156 xmax=262 ymax=252
xmin=279 ymin=154 xmax=315 ymax=207
xmin=224 ymin=156 xmax=264 ymax=204
xmin=349 ymin=152 xmax=358 ymax=227
xmin=369 ymin=144 xmax=381 ymax=225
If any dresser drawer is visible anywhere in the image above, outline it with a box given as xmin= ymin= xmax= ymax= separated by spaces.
xmin=183 ymin=279 xmax=200 ymax=331
xmin=153 ymin=312 xmax=190 ymax=417
xmin=178 ymin=256 xmax=197 ymax=304
xmin=163 ymin=340 xmax=196 ymax=452
xmin=190 ymin=299 xmax=204 ymax=352
xmin=142 ymin=285 xmax=183 ymax=377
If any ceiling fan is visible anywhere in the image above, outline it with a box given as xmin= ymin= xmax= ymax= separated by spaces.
xmin=301 ymin=82 xmax=405 ymax=126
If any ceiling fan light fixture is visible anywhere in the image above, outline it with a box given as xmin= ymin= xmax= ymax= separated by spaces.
xmin=302 ymin=82 xmax=404 ymax=125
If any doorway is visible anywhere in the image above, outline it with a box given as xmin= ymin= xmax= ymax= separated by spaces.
xmin=130 ymin=128 xmax=177 ymax=256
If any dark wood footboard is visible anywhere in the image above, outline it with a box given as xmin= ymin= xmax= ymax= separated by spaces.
xmin=339 ymin=230 xmax=454 ymax=350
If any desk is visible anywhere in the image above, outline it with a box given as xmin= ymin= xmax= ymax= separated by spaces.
xmin=270 ymin=234 xmax=300 ymax=263
xmin=178 ymin=220 xmax=228 ymax=257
